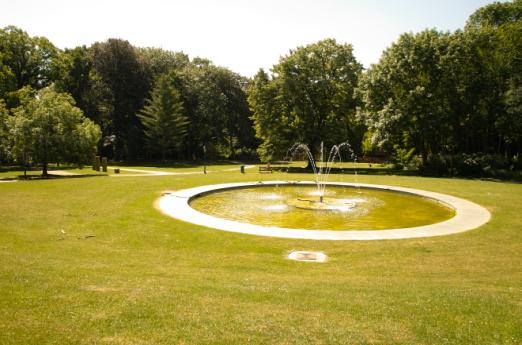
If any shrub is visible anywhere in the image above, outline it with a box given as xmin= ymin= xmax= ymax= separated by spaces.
xmin=419 ymin=153 xmax=515 ymax=178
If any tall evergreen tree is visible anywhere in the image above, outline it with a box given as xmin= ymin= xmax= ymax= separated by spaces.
xmin=137 ymin=74 xmax=188 ymax=161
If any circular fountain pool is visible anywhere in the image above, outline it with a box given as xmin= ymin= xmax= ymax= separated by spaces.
xmin=157 ymin=181 xmax=490 ymax=240
xmin=190 ymin=184 xmax=454 ymax=230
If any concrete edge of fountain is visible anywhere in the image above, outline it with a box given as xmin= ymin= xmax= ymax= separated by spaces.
xmin=156 ymin=181 xmax=491 ymax=241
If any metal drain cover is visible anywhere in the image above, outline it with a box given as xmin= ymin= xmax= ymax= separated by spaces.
xmin=288 ymin=251 xmax=328 ymax=262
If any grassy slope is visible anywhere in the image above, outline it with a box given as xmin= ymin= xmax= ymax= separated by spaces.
xmin=0 ymin=167 xmax=521 ymax=344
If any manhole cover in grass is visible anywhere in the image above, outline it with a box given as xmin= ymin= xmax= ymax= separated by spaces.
xmin=288 ymin=251 xmax=328 ymax=262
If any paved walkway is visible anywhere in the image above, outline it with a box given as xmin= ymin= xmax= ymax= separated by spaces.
xmin=50 ymin=170 xmax=82 ymax=176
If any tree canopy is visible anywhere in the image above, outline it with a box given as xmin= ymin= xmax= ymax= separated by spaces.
xmin=7 ymin=87 xmax=101 ymax=175
xmin=358 ymin=1 xmax=522 ymax=166
xmin=248 ymin=39 xmax=363 ymax=161
xmin=0 ymin=26 xmax=60 ymax=105
xmin=138 ymin=73 xmax=188 ymax=161
xmin=358 ymin=30 xmax=452 ymax=163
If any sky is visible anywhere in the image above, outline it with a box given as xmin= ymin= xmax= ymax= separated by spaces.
xmin=0 ymin=0 xmax=497 ymax=77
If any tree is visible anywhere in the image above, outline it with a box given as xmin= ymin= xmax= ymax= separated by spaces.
xmin=248 ymin=69 xmax=292 ymax=161
xmin=55 ymin=46 xmax=96 ymax=117
xmin=91 ymin=39 xmax=151 ymax=159
xmin=358 ymin=1 xmax=522 ymax=166
xmin=7 ymin=87 xmax=101 ymax=176
xmin=0 ymin=51 xmax=16 ymax=100
xmin=495 ymin=21 xmax=522 ymax=155
xmin=0 ymin=100 xmax=8 ymax=161
xmin=170 ymin=61 xmax=257 ymax=159
xmin=248 ymin=39 xmax=363 ymax=161
xmin=463 ymin=1 xmax=522 ymax=156
xmin=137 ymin=74 xmax=188 ymax=160
xmin=358 ymin=30 xmax=452 ymax=163
xmin=195 ymin=65 xmax=256 ymax=158
xmin=0 ymin=26 xmax=61 ymax=104
xmin=55 ymin=46 xmax=114 ymax=151
xmin=218 ymin=71 xmax=257 ymax=158
xmin=440 ymin=30 xmax=489 ymax=154
xmin=466 ymin=0 xmax=522 ymax=29
xmin=138 ymin=47 xmax=189 ymax=81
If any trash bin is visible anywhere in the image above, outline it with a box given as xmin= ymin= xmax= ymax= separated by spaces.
xmin=240 ymin=165 xmax=245 ymax=173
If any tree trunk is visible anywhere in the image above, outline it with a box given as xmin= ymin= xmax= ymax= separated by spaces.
xmin=228 ymin=135 xmax=234 ymax=159
xmin=23 ymin=152 xmax=27 ymax=178
xmin=421 ymin=145 xmax=428 ymax=166
xmin=42 ymin=144 xmax=48 ymax=177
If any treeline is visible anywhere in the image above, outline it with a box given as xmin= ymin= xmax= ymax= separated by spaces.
xmin=1 ymin=0 xmax=521 ymax=175
xmin=358 ymin=0 xmax=522 ymax=174
xmin=0 ymin=31 xmax=257 ymax=163
xmin=249 ymin=0 xmax=522 ymax=174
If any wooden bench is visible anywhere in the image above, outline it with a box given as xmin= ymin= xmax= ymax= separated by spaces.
xmin=259 ymin=166 xmax=273 ymax=173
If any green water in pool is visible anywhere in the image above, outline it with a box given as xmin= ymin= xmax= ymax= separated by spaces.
xmin=189 ymin=185 xmax=456 ymax=231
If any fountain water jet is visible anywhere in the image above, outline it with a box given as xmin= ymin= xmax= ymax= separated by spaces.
xmin=286 ymin=141 xmax=356 ymax=210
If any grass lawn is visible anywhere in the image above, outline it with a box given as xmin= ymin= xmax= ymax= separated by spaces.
xmin=0 ymin=164 xmax=521 ymax=344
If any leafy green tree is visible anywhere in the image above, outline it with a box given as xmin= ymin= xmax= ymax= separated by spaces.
xmin=218 ymin=71 xmax=257 ymax=158
xmin=0 ymin=26 xmax=61 ymax=104
xmin=248 ymin=39 xmax=363 ymax=161
xmin=359 ymin=0 xmax=522 ymax=165
xmin=495 ymin=20 xmax=522 ymax=156
xmin=91 ymin=39 xmax=151 ymax=159
xmin=55 ymin=46 xmax=95 ymax=115
xmin=55 ymin=46 xmax=114 ymax=150
xmin=461 ymin=1 xmax=522 ymax=157
xmin=438 ymin=29 xmax=493 ymax=154
xmin=0 ymin=51 xmax=16 ymax=99
xmin=466 ymin=0 xmax=522 ymax=29
xmin=137 ymin=74 xmax=188 ymax=160
xmin=138 ymin=48 xmax=189 ymax=81
xmin=7 ymin=87 xmax=101 ymax=176
xmin=170 ymin=61 xmax=256 ymax=159
xmin=196 ymin=66 xmax=255 ymax=158
xmin=0 ymin=99 xmax=9 ymax=161
xmin=248 ymin=69 xmax=292 ymax=161
xmin=358 ymin=30 xmax=452 ymax=163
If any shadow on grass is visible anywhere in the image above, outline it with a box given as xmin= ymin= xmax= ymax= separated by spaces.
xmin=0 ymin=165 xmax=107 ymax=181
xmin=19 ymin=173 xmax=108 ymax=180
xmin=277 ymin=166 xmax=416 ymax=176
xmin=276 ymin=166 xmax=522 ymax=183
xmin=111 ymin=160 xmax=249 ymax=168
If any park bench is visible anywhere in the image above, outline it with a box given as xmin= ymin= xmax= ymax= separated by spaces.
xmin=259 ymin=165 xmax=273 ymax=173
